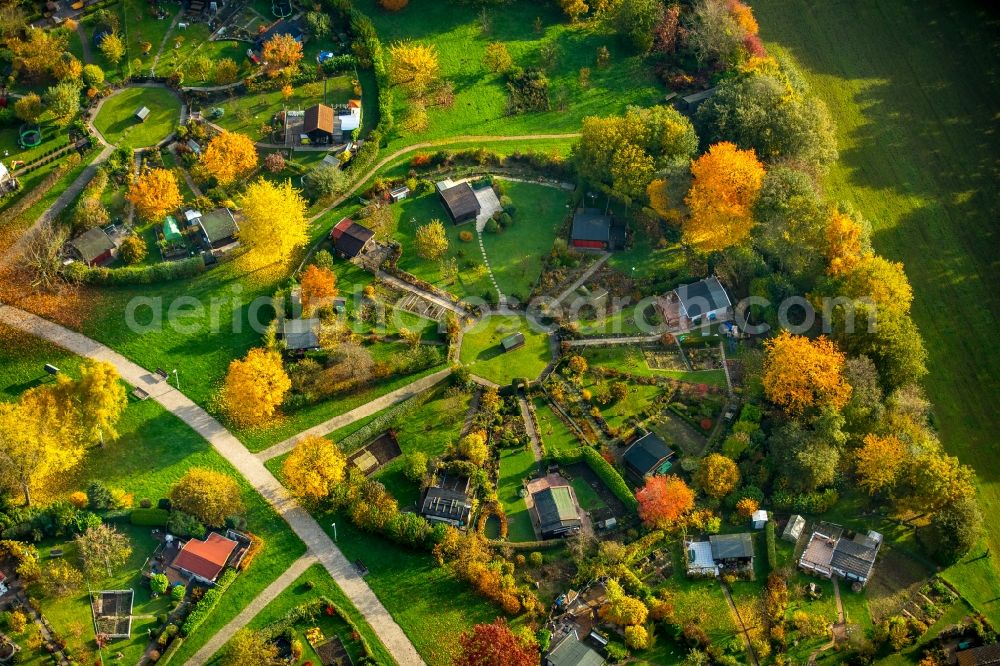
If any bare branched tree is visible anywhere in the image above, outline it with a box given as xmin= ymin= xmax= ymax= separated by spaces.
xmin=19 ymin=220 xmax=73 ymax=294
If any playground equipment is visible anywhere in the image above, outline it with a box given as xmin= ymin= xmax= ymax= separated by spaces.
xmin=17 ymin=125 xmax=42 ymax=149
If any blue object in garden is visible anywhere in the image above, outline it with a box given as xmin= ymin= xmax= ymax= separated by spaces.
xmin=317 ymin=51 xmax=335 ymax=64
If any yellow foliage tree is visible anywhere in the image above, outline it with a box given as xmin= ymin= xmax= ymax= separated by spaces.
xmin=415 ymin=219 xmax=448 ymax=260
xmin=98 ymin=32 xmax=125 ymax=65
xmin=843 ymin=254 xmax=913 ymax=317
xmin=647 ymin=178 xmax=680 ymax=222
xmin=483 ymin=42 xmax=514 ymax=74
xmin=694 ymin=453 xmax=740 ymax=499
xmin=169 ymin=468 xmax=245 ymax=527
xmin=825 ymin=209 xmax=866 ymax=276
xmin=683 ymin=142 xmax=765 ymax=252
xmin=299 ymin=264 xmax=338 ymax=315
xmin=762 ymin=331 xmax=851 ymax=414
xmin=282 ymin=435 xmax=346 ymax=505
xmin=560 ymin=0 xmax=589 ymax=22
xmin=854 ymin=433 xmax=907 ymax=496
xmin=202 ymin=131 xmax=259 ymax=186
xmin=220 ymin=348 xmax=291 ymax=427
xmin=600 ymin=579 xmax=648 ymax=627
xmin=72 ymin=360 xmax=127 ymax=447
xmin=238 ymin=178 xmax=308 ymax=266
xmin=126 ymin=168 xmax=182 ymax=222
xmin=52 ymin=54 xmax=82 ymax=82
xmin=388 ymin=41 xmax=439 ymax=92
xmin=8 ymin=29 xmax=69 ymax=79
xmin=736 ymin=497 xmax=759 ymax=518
xmin=262 ymin=33 xmax=304 ymax=75
xmin=0 ymin=384 xmax=84 ymax=505
xmin=458 ymin=430 xmax=489 ymax=466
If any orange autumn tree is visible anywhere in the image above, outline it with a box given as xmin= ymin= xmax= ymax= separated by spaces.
xmin=299 ymin=265 xmax=338 ymax=315
xmin=854 ymin=433 xmax=907 ymax=496
xmin=636 ymin=475 xmax=695 ymax=529
xmin=126 ymin=168 xmax=182 ymax=222
xmin=683 ymin=142 xmax=765 ymax=252
xmin=763 ymin=331 xmax=851 ymax=414
xmin=825 ymin=209 xmax=867 ymax=276
xmin=202 ymin=131 xmax=259 ymax=186
xmin=262 ymin=33 xmax=304 ymax=75
xmin=220 ymin=348 xmax=291 ymax=427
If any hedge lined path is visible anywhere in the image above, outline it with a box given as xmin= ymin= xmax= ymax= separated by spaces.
xmin=374 ymin=269 xmax=468 ymax=317
xmin=721 ymin=581 xmax=761 ymax=666
xmin=187 ymin=553 xmax=319 ymax=665
xmin=0 ymin=304 xmax=425 ymax=666
xmin=255 ymin=367 xmax=453 ymax=462
xmin=552 ymin=252 xmax=611 ymax=305
xmin=564 ymin=334 xmax=664 ymax=347
xmin=518 ymin=394 xmax=543 ymax=467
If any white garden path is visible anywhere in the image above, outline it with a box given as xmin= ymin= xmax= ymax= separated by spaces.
xmin=0 ymin=304 xmax=424 ymax=666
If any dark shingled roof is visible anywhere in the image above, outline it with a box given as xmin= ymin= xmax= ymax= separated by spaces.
xmin=570 ymin=208 xmax=612 ymax=243
xmin=546 ymin=633 xmax=606 ymax=666
xmin=303 ymin=104 xmax=335 ymax=135
xmin=331 ymin=217 xmax=375 ymax=258
xmin=534 ymin=486 xmax=581 ymax=536
xmin=421 ymin=486 xmax=472 ymax=525
xmin=70 ymin=227 xmax=115 ymax=264
xmin=710 ymin=533 xmax=754 ymax=560
xmin=439 ymin=182 xmax=481 ymax=222
xmin=831 ymin=535 xmax=880 ymax=580
xmin=622 ymin=432 xmax=674 ymax=477
xmin=674 ymin=276 xmax=731 ymax=319
xmin=957 ymin=644 xmax=1000 ymax=666
xmin=283 ymin=318 xmax=320 ymax=351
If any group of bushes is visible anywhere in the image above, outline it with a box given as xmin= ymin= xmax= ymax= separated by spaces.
xmin=771 ymin=488 xmax=839 ymax=515
xmin=256 ymin=597 xmax=379 ymax=664
xmin=409 ymin=148 xmax=574 ymax=182
xmin=64 ymin=254 xmax=206 ymax=285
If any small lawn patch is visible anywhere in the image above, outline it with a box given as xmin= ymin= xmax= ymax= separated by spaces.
xmin=93 ymin=86 xmax=182 ymax=149
xmin=497 ymin=445 xmax=538 ymax=542
xmin=459 ymin=315 xmax=550 ymax=385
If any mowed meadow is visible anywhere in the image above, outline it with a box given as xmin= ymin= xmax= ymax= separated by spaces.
xmin=755 ymin=0 xmax=1000 ymax=618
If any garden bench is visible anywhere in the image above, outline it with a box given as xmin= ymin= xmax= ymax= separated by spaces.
xmin=354 ymin=560 xmax=369 ymax=576
xmin=132 ymin=387 xmax=150 ymax=401
xmin=154 ymin=368 xmax=170 ymax=382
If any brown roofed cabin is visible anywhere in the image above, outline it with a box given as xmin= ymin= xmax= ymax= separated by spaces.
xmin=437 ymin=179 xmax=481 ymax=224
xmin=171 ymin=532 xmax=239 ymax=584
xmin=69 ymin=227 xmax=116 ymax=266
xmin=303 ymin=104 xmax=335 ymax=144
xmin=330 ymin=217 xmax=375 ymax=258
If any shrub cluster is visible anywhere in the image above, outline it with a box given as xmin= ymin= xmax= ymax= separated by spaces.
xmin=181 ymin=568 xmax=238 ymax=636
xmin=65 ymin=255 xmax=206 ymax=285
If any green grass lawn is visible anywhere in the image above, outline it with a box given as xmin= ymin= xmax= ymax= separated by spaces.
xmin=0 ymin=328 xmax=306 ymax=664
xmin=580 ymin=378 xmax=661 ymax=432
xmin=93 ymin=86 xmax=182 ymax=149
xmin=213 ymin=76 xmax=355 ymax=137
xmin=569 ymin=475 xmax=606 ymax=513
xmin=210 ymin=563 xmax=394 ymax=666
xmin=354 ymin=0 xmax=664 ymax=152
xmin=532 ymin=397 xmax=580 ymax=454
xmin=496 ymin=445 xmax=538 ymax=542
xmin=459 ymin=314 xmax=550 ymax=385
xmin=481 ymin=180 xmax=569 ymax=301
xmin=755 ymin=0 xmax=1000 ymax=625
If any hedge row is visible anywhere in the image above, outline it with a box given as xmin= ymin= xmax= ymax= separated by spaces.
xmin=491 ymin=539 xmax=565 ymax=551
xmin=338 ymin=381 xmax=442 ymax=452
xmin=159 ymin=636 xmax=184 ymax=665
xmin=765 ymin=519 xmax=777 ymax=572
xmin=130 ymin=508 xmax=170 ymax=526
xmin=552 ymin=447 xmax=638 ymax=512
xmin=64 ymin=255 xmax=206 ymax=285
xmin=181 ymin=568 xmax=238 ymax=636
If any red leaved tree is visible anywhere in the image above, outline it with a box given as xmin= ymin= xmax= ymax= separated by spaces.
xmin=636 ymin=475 xmax=695 ymax=530
xmin=455 ymin=618 xmax=538 ymax=666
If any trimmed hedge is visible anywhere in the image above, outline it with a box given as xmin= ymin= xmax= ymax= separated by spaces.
xmin=765 ymin=519 xmax=777 ymax=572
xmin=339 ymin=383 xmax=442 ymax=452
xmin=181 ymin=568 xmax=238 ymax=636
xmin=159 ymin=637 xmax=184 ymax=665
xmin=489 ymin=538 xmax=564 ymax=551
xmin=64 ymin=255 xmax=206 ymax=285
xmin=552 ymin=447 xmax=638 ymax=512
xmin=130 ymin=508 xmax=170 ymax=526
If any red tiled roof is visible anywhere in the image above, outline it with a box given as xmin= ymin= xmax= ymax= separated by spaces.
xmin=330 ymin=217 xmax=353 ymax=240
xmin=172 ymin=533 xmax=238 ymax=582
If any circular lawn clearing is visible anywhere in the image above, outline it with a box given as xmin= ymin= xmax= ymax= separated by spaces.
xmin=93 ymin=86 xmax=182 ymax=149
xmin=459 ymin=314 xmax=550 ymax=386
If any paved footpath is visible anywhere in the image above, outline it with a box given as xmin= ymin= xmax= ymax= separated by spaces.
xmin=257 ymin=367 xmax=452 ymax=462
xmin=187 ymin=553 xmax=318 ymax=664
xmin=0 ymin=304 xmax=424 ymax=666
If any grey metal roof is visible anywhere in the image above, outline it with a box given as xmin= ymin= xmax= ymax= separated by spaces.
xmin=710 ymin=533 xmax=754 ymax=560
xmin=421 ymin=486 xmax=471 ymax=523
xmin=283 ymin=318 xmax=320 ymax=351
xmin=830 ymin=535 xmax=880 ymax=580
xmin=547 ymin=633 xmax=605 ymax=666
xmin=674 ymin=276 xmax=731 ymax=319
xmin=199 ymin=208 xmax=239 ymax=243
xmin=70 ymin=227 xmax=115 ymax=263
xmin=570 ymin=208 xmax=612 ymax=242
xmin=533 ymin=486 xmax=580 ymax=535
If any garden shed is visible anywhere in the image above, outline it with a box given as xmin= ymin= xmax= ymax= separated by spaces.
xmin=68 ymin=227 xmax=116 ymax=266
xmin=569 ymin=208 xmax=613 ymax=250
xmin=171 ymin=532 xmax=239 ymax=584
xmin=709 ymin=533 xmax=754 ymax=567
xmin=303 ymin=104 xmax=335 ymax=144
xmin=134 ymin=106 xmax=150 ymax=122
xmin=545 ymin=631 xmax=606 ymax=666
xmin=532 ymin=485 xmax=582 ymax=539
xmin=197 ymin=208 xmax=240 ymax=251
xmin=420 ymin=476 xmax=473 ymax=528
xmin=436 ymin=179 xmax=481 ymax=224
xmin=621 ymin=431 xmax=675 ymax=479
xmin=330 ymin=217 xmax=375 ymax=258
xmin=673 ymin=276 xmax=732 ymax=324
xmin=282 ymin=318 xmax=320 ymax=352
xmin=501 ymin=332 xmax=525 ymax=352
xmin=782 ymin=514 xmax=805 ymax=542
